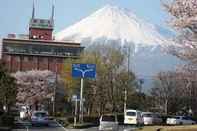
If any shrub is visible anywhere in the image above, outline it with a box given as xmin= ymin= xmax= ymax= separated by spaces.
xmin=0 ymin=114 xmax=14 ymax=127
xmin=117 ymin=114 xmax=124 ymax=124
xmin=83 ymin=116 xmax=99 ymax=125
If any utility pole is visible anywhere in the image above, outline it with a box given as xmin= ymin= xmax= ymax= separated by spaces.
xmin=124 ymin=46 xmax=130 ymax=114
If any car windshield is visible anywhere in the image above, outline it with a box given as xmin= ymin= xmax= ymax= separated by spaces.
xmin=34 ymin=112 xmax=47 ymax=117
xmin=102 ymin=115 xmax=115 ymax=121
xmin=169 ymin=116 xmax=180 ymax=119
xmin=126 ymin=112 xmax=136 ymax=116
xmin=143 ymin=113 xmax=153 ymax=117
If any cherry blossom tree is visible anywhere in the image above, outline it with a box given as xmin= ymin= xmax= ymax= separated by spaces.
xmin=163 ymin=0 xmax=197 ymax=63
xmin=148 ymin=1 xmax=197 ymax=115
xmin=13 ymin=70 xmax=56 ymax=109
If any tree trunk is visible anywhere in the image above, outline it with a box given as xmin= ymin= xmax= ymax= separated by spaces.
xmin=165 ymin=99 xmax=168 ymax=115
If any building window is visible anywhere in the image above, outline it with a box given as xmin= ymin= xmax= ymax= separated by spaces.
xmin=22 ymin=56 xmax=28 ymax=62
xmin=40 ymin=19 xmax=45 ymax=23
xmin=39 ymin=57 xmax=44 ymax=62
xmin=15 ymin=56 xmax=20 ymax=62
xmin=21 ymin=57 xmax=24 ymax=61
xmin=48 ymin=58 xmax=53 ymax=62
xmin=5 ymin=55 xmax=11 ymax=61
xmin=57 ymin=58 xmax=63 ymax=63
xmin=28 ymin=56 xmax=33 ymax=61
xmin=33 ymin=19 xmax=37 ymax=23
xmin=24 ymin=57 xmax=28 ymax=62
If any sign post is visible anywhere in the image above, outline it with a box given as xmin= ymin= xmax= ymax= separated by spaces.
xmin=80 ymin=78 xmax=84 ymax=123
xmin=72 ymin=64 xmax=96 ymax=123
xmin=72 ymin=95 xmax=79 ymax=126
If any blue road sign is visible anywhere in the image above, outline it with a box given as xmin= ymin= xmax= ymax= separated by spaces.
xmin=72 ymin=95 xmax=80 ymax=101
xmin=72 ymin=64 xmax=96 ymax=78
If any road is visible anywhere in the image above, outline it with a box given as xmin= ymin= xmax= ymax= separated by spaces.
xmin=13 ymin=119 xmax=137 ymax=131
xmin=13 ymin=120 xmax=67 ymax=131
xmin=66 ymin=126 xmax=137 ymax=131
xmin=14 ymin=126 xmax=136 ymax=131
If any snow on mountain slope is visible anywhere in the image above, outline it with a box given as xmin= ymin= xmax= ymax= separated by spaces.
xmin=56 ymin=5 xmax=182 ymax=91
xmin=56 ymin=5 xmax=171 ymax=48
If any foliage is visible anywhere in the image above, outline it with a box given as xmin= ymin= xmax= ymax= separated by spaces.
xmin=163 ymin=0 xmax=197 ymax=29
xmin=163 ymin=0 xmax=197 ymax=63
xmin=0 ymin=113 xmax=14 ymax=127
xmin=13 ymin=70 xmax=56 ymax=108
xmin=160 ymin=0 xmax=197 ymax=116
xmin=0 ymin=61 xmax=17 ymax=113
xmin=151 ymin=70 xmax=197 ymax=115
xmin=63 ymin=45 xmax=137 ymax=115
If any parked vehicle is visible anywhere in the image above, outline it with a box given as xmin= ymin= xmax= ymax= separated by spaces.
xmin=99 ymin=114 xmax=119 ymax=131
xmin=142 ymin=112 xmax=162 ymax=125
xmin=124 ymin=109 xmax=143 ymax=125
xmin=31 ymin=111 xmax=49 ymax=126
xmin=166 ymin=116 xmax=196 ymax=125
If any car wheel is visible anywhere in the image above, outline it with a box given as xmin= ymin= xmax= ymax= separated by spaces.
xmin=180 ymin=122 xmax=183 ymax=125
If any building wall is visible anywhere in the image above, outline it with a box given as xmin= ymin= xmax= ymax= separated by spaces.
xmin=29 ymin=28 xmax=53 ymax=40
xmin=2 ymin=54 xmax=64 ymax=74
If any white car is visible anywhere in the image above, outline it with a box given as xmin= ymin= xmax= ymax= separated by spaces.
xmin=142 ymin=112 xmax=162 ymax=125
xmin=167 ymin=116 xmax=196 ymax=125
xmin=31 ymin=111 xmax=49 ymax=126
xmin=124 ymin=109 xmax=143 ymax=125
xmin=99 ymin=114 xmax=119 ymax=131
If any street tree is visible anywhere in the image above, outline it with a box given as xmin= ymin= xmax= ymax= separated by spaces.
xmin=151 ymin=71 xmax=181 ymax=114
xmin=0 ymin=61 xmax=17 ymax=113
xmin=63 ymin=45 xmax=137 ymax=115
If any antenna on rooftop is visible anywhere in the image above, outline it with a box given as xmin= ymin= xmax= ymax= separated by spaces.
xmin=32 ymin=0 xmax=35 ymax=19
xmin=51 ymin=0 xmax=55 ymax=21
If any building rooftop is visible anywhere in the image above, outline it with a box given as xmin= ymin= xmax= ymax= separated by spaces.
xmin=3 ymin=38 xmax=82 ymax=48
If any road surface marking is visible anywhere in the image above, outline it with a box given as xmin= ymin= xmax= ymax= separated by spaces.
xmin=26 ymin=126 xmax=29 ymax=131
xmin=55 ymin=120 xmax=67 ymax=131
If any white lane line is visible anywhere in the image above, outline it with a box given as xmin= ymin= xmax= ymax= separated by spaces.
xmin=26 ymin=126 xmax=29 ymax=131
xmin=55 ymin=120 xmax=67 ymax=131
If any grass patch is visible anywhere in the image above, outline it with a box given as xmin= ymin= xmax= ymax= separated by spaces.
xmin=136 ymin=125 xmax=197 ymax=131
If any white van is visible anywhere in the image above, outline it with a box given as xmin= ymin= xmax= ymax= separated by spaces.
xmin=99 ymin=114 xmax=119 ymax=131
xmin=124 ymin=109 xmax=143 ymax=125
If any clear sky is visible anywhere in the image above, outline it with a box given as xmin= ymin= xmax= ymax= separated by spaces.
xmin=0 ymin=0 xmax=169 ymax=37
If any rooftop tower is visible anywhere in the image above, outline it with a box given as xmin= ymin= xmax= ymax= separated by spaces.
xmin=29 ymin=1 xmax=54 ymax=40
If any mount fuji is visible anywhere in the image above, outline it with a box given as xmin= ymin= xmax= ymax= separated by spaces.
xmin=56 ymin=5 xmax=182 ymax=90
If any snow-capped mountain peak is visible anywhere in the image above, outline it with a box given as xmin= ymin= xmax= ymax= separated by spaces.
xmin=55 ymin=5 xmax=182 ymax=91
xmin=55 ymin=5 xmax=170 ymax=47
